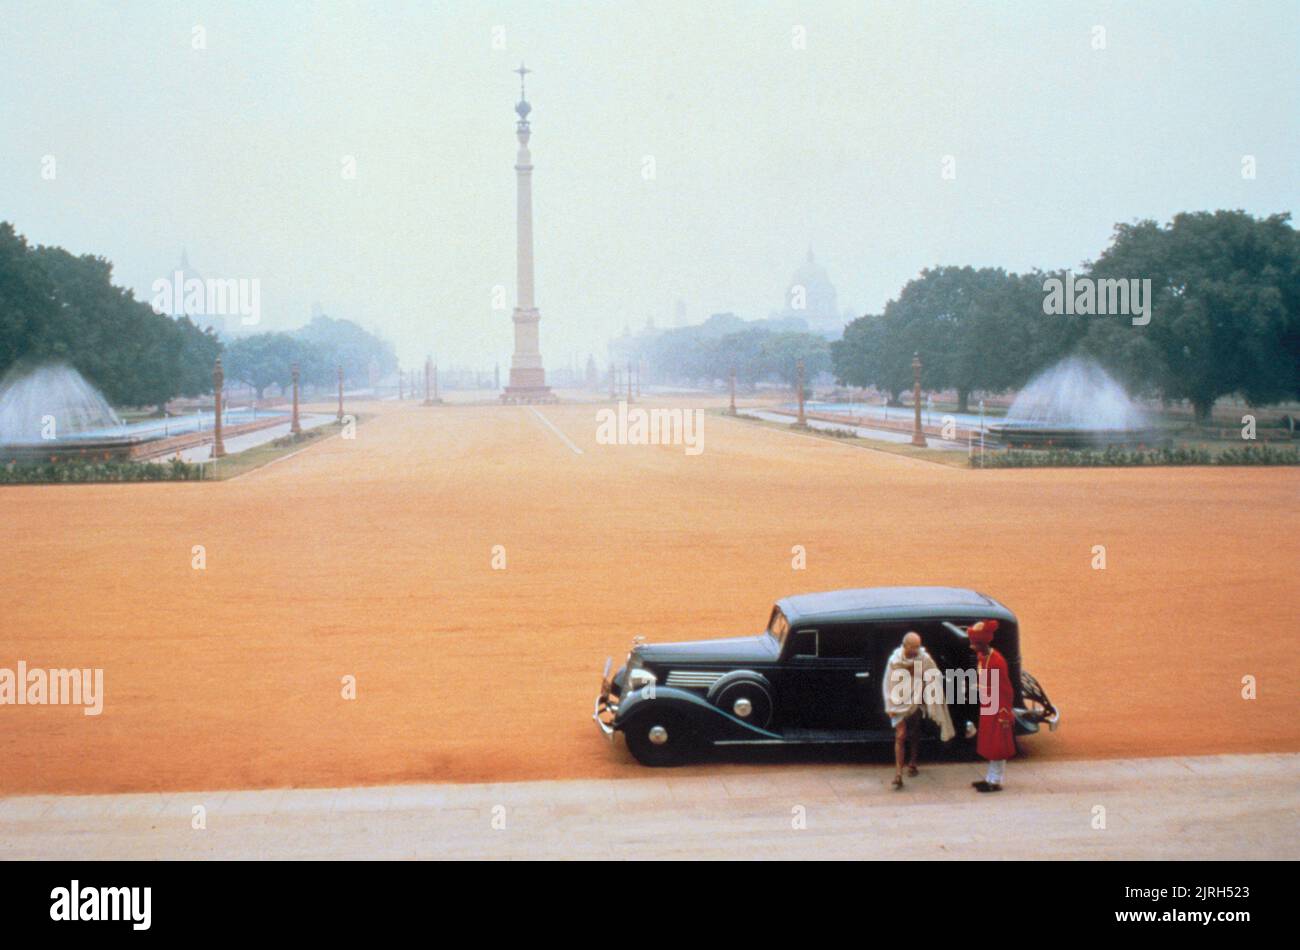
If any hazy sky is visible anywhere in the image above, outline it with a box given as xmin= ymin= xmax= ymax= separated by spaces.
xmin=2 ymin=1 xmax=1296 ymax=370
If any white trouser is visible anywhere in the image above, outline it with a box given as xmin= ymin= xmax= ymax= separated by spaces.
xmin=985 ymin=759 xmax=1006 ymax=785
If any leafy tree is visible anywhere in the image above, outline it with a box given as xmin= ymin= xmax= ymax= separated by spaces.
xmin=1088 ymin=211 xmax=1300 ymax=421
xmin=832 ymin=314 xmax=888 ymax=396
xmin=295 ymin=314 xmax=397 ymax=386
xmin=0 ymin=224 xmax=57 ymax=371
xmin=759 ymin=331 xmax=830 ymax=386
xmin=224 ymin=333 xmax=292 ymax=399
xmin=707 ymin=328 xmax=772 ymax=388
xmin=0 ymin=226 xmax=221 ymax=411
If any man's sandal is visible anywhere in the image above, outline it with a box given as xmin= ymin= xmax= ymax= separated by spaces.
xmin=892 ymin=775 xmax=904 ymax=789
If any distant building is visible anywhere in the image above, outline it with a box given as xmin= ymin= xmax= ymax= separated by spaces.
xmin=771 ymin=247 xmax=855 ymax=339
xmin=167 ymin=249 xmax=229 ymax=337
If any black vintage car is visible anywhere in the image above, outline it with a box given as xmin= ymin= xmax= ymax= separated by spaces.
xmin=594 ymin=586 xmax=1059 ymax=765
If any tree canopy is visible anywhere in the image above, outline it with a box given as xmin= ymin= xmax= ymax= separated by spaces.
xmin=832 ymin=211 xmax=1299 ymax=418
xmin=0 ymin=222 xmax=220 ymax=409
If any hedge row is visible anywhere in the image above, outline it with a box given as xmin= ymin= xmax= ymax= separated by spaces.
xmin=971 ymin=444 xmax=1300 ymax=468
xmin=0 ymin=458 xmax=205 ymax=484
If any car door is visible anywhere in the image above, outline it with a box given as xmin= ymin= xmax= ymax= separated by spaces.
xmin=781 ymin=625 xmax=875 ymax=732
xmin=930 ymin=619 xmax=981 ymax=735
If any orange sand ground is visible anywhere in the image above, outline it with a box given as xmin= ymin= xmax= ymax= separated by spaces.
xmin=2 ymin=398 xmax=1297 ymax=795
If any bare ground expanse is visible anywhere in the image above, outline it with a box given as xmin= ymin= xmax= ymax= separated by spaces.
xmin=2 ymin=398 xmax=1298 ymax=795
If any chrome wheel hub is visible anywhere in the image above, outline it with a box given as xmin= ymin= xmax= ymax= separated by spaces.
xmin=648 ymin=725 xmax=668 ymax=745
xmin=733 ymin=697 xmax=753 ymax=718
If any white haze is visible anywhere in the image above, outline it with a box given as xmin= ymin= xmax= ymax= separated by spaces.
xmin=1 ymin=1 xmax=1295 ymax=371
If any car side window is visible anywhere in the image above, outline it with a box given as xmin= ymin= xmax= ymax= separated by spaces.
xmin=818 ymin=626 xmax=868 ymax=659
xmin=789 ymin=629 xmax=818 ymax=658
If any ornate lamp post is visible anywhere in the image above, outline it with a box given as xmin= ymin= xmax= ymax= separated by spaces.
xmin=290 ymin=362 xmax=302 ymax=436
xmin=728 ymin=368 xmax=737 ymax=415
xmin=626 ymin=360 xmax=633 ymax=404
xmin=608 ymin=363 xmax=616 ymax=401
xmin=795 ymin=359 xmax=808 ymax=428
xmin=336 ymin=365 xmax=344 ymax=423
xmin=424 ymin=355 xmax=443 ymax=405
xmin=911 ymin=352 xmax=927 ymax=447
xmin=212 ymin=357 xmax=226 ymax=458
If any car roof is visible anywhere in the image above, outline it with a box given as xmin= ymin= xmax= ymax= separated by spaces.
xmin=776 ymin=586 xmax=1016 ymax=627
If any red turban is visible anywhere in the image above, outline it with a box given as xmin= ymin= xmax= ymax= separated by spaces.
xmin=968 ymin=619 xmax=1000 ymax=644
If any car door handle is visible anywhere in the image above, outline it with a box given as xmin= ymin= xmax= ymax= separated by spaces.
xmin=855 ymin=672 xmax=871 ymax=679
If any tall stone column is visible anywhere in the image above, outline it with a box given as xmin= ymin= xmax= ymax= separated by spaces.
xmin=501 ymin=63 xmax=552 ymax=404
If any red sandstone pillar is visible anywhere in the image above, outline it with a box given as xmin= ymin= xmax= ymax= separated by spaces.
xmin=291 ymin=362 xmax=301 ymax=436
xmin=796 ymin=359 xmax=807 ymax=427
xmin=212 ymin=357 xmax=226 ymax=458
xmin=911 ymin=352 xmax=927 ymax=447
xmin=337 ymin=365 xmax=344 ymax=423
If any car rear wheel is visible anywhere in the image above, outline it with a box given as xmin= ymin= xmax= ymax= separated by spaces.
xmin=623 ymin=709 xmax=697 ymax=766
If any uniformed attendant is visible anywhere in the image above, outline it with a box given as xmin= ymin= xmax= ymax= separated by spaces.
xmin=967 ymin=620 xmax=1015 ymax=792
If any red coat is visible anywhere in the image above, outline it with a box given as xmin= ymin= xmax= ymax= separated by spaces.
xmin=976 ymin=648 xmax=1016 ymax=761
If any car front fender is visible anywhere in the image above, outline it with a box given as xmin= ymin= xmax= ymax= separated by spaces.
xmin=614 ymin=684 xmax=781 ymax=742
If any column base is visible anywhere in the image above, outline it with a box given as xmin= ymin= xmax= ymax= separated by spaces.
xmin=500 ymin=386 xmax=556 ymax=405
xmin=501 ymin=364 xmax=553 ymax=403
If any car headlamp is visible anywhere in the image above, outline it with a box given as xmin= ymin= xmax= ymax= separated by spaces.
xmin=628 ymin=668 xmax=657 ymax=690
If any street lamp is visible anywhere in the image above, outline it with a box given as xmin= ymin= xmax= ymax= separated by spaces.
xmin=291 ymin=362 xmax=302 ymax=436
xmin=212 ymin=357 xmax=226 ymax=458
xmin=911 ymin=353 xmax=927 ymax=447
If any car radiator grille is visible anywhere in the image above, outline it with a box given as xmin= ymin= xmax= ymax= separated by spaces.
xmin=665 ymin=671 xmax=725 ymax=689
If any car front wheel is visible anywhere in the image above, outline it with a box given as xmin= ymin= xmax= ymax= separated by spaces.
xmin=622 ymin=709 xmax=697 ymax=766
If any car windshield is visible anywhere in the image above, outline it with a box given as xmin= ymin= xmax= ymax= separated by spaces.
xmin=767 ymin=607 xmax=789 ymax=648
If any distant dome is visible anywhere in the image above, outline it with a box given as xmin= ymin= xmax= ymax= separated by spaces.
xmin=516 ymin=99 xmax=531 ymax=119
xmin=785 ymin=247 xmax=839 ymax=321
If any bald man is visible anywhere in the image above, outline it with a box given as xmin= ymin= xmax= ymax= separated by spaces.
xmin=882 ymin=631 xmax=955 ymax=789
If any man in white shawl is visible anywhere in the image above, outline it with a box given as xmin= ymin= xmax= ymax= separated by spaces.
xmin=883 ymin=631 xmax=956 ymax=789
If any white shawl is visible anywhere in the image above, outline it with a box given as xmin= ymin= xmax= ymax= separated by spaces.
xmin=881 ymin=646 xmax=956 ymax=741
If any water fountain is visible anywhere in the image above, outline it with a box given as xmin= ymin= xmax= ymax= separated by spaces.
xmin=987 ymin=356 xmax=1164 ymax=448
xmin=0 ymin=362 xmax=141 ymax=461
xmin=0 ymin=361 xmax=282 ymax=463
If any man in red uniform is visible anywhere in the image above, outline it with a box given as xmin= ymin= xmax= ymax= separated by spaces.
xmin=967 ymin=619 xmax=1015 ymax=793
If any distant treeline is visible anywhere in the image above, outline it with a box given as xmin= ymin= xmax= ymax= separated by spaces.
xmin=221 ymin=318 xmax=398 ymax=399
xmin=0 ymin=222 xmax=398 ymax=409
xmin=612 ymin=312 xmax=832 ymax=390
xmin=625 ymin=211 xmax=1299 ymax=421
